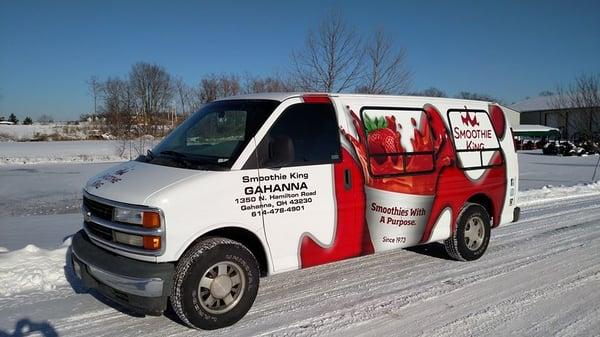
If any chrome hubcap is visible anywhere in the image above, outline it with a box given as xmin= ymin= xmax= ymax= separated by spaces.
xmin=198 ymin=261 xmax=245 ymax=314
xmin=464 ymin=215 xmax=485 ymax=251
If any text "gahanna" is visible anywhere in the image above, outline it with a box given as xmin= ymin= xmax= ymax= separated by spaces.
xmin=244 ymin=182 xmax=309 ymax=195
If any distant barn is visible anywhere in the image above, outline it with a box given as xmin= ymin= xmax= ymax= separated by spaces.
xmin=510 ymin=95 xmax=600 ymax=140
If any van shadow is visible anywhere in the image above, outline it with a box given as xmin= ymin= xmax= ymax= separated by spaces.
xmin=0 ymin=319 xmax=58 ymax=337
xmin=63 ymin=242 xmax=144 ymax=318
xmin=405 ymin=242 xmax=454 ymax=261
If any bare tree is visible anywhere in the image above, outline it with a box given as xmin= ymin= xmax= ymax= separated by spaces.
xmin=198 ymin=74 xmax=219 ymax=103
xmin=355 ymin=29 xmax=411 ymax=94
xmin=219 ymin=73 xmax=241 ymax=98
xmin=87 ymin=75 xmax=102 ymax=116
xmin=243 ymin=72 xmax=295 ymax=93
xmin=409 ymin=87 xmax=447 ymax=97
xmin=101 ymin=77 xmax=136 ymax=137
xmin=129 ymin=62 xmax=173 ymax=134
xmin=290 ymin=10 xmax=363 ymax=92
xmin=197 ymin=73 xmax=242 ymax=103
xmin=552 ymin=73 xmax=600 ymax=138
xmin=173 ymin=77 xmax=199 ymax=117
xmin=455 ymin=91 xmax=503 ymax=104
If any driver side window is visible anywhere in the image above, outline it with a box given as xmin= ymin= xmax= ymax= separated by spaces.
xmin=256 ymin=103 xmax=341 ymax=168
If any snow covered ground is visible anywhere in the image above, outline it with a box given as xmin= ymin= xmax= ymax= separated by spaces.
xmin=0 ymin=140 xmax=127 ymax=165
xmin=0 ymin=163 xmax=114 ymax=217
xmin=0 ymin=124 xmax=61 ymax=141
xmin=0 ymin=150 xmax=599 ymax=336
xmin=519 ymin=150 xmax=600 ymax=190
xmin=1 ymin=187 xmax=599 ymax=336
xmin=0 ymin=138 xmax=159 ymax=165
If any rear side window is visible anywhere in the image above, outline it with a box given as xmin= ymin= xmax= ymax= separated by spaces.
xmin=257 ymin=103 xmax=341 ymax=168
xmin=447 ymin=109 xmax=503 ymax=169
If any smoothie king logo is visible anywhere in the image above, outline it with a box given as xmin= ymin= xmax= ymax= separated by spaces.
xmin=461 ymin=111 xmax=479 ymax=127
xmin=453 ymin=111 xmax=494 ymax=150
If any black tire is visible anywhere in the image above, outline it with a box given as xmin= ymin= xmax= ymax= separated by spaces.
xmin=170 ymin=237 xmax=260 ymax=330
xmin=444 ymin=203 xmax=491 ymax=261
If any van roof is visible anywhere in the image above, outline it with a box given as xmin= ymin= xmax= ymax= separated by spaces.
xmin=220 ymin=92 xmax=498 ymax=106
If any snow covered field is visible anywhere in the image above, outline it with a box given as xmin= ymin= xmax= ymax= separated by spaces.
xmin=0 ymin=124 xmax=61 ymax=141
xmin=0 ymin=150 xmax=599 ymax=336
xmin=519 ymin=150 xmax=600 ymax=190
xmin=0 ymin=140 xmax=126 ymax=165
xmin=0 ymin=139 xmax=160 ymax=165
xmin=0 ymin=164 xmax=115 ymax=216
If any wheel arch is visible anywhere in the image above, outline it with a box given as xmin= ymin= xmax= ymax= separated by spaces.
xmin=181 ymin=226 xmax=270 ymax=277
xmin=467 ymin=193 xmax=496 ymax=226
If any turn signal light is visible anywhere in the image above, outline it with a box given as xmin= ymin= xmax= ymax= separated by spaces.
xmin=142 ymin=212 xmax=161 ymax=229
xmin=143 ymin=236 xmax=161 ymax=250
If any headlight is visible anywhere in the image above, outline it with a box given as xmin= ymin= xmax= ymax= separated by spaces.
xmin=114 ymin=231 xmax=161 ymax=250
xmin=114 ymin=231 xmax=144 ymax=247
xmin=113 ymin=207 xmax=161 ymax=229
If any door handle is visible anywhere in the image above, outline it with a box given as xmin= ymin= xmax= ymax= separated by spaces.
xmin=344 ymin=168 xmax=352 ymax=190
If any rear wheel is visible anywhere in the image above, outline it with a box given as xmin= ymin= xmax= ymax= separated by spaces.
xmin=171 ymin=238 xmax=259 ymax=330
xmin=444 ymin=203 xmax=491 ymax=261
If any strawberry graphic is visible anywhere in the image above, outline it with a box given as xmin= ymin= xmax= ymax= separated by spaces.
xmin=364 ymin=114 xmax=402 ymax=165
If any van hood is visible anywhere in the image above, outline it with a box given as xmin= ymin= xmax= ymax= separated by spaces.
xmin=84 ymin=161 xmax=205 ymax=205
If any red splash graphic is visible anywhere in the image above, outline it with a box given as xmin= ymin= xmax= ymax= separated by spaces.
xmin=298 ymin=104 xmax=507 ymax=268
xmin=489 ymin=104 xmax=506 ymax=139
xmin=342 ymin=109 xmax=444 ymax=195
xmin=461 ymin=111 xmax=480 ymax=127
xmin=299 ymin=147 xmax=373 ymax=268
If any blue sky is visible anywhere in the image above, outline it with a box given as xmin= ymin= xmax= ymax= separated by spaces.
xmin=1 ymin=0 xmax=599 ymax=121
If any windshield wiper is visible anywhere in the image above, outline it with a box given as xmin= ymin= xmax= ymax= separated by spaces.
xmin=156 ymin=150 xmax=229 ymax=169
xmin=159 ymin=150 xmax=185 ymax=158
xmin=157 ymin=150 xmax=196 ymax=168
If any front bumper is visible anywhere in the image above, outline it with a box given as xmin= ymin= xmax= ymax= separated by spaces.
xmin=71 ymin=230 xmax=174 ymax=315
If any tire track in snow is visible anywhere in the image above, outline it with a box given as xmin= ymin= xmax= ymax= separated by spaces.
xmin=423 ymin=251 xmax=600 ymax=337
xmin=248 ymin=219 xmax=600 ymax=337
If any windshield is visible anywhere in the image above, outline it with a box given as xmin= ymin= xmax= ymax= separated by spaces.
xmin=142 ymin=99 xmax=279 ymax=170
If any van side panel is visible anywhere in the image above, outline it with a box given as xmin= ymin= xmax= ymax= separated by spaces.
xmin=288 ymin=96 xmax=510 ymax=268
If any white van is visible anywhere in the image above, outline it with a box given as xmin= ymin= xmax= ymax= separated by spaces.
xmin=71 ymin=93 xmax=520 ymax=330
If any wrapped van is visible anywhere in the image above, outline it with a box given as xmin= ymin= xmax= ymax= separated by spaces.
xmin=71 ymin=93 xmax=520 ymax=329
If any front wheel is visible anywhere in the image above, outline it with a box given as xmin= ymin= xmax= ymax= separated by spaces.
xmin=171 ymin=238 xmax=260 ymax=330
xmin=444 ymin=203 xmax=491 ymax=261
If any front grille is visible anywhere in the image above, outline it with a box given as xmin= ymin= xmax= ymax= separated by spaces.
xmin=86 ymin=221 xmax=113 ymax=241
xmin=82 ymin=193 xmax=164 ymax=256
xmin=83 ymin=196 xmax=114 ymax=221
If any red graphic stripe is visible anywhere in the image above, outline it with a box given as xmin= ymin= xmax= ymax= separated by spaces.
xmin=299 ymin=147 xmax=372 ymax=268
